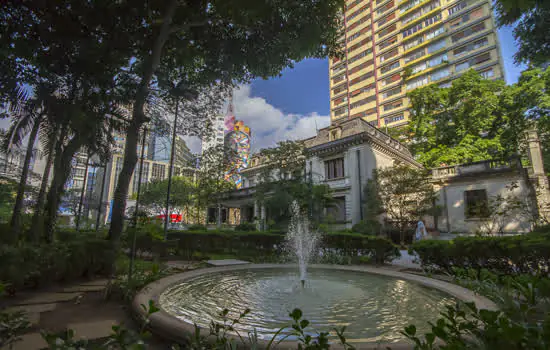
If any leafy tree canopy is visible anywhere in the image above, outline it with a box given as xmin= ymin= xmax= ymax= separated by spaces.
xmin=495 ymin=0 xmax=550 ymax=64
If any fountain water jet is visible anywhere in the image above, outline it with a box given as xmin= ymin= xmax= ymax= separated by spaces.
xmin=286 ymin=201 xmax=321 ymax=285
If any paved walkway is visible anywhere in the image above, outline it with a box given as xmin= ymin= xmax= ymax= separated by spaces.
xmin=2 ymin=261 xmax=198 ymax=350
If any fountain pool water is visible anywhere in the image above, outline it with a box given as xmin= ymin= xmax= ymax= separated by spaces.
xmin=154 ymin=203 xmax=460 ymax=344
xmin=159 ymin=267 xmax=456 ymax=343
xmin=285 ymin=201 xmax=320 ymax=284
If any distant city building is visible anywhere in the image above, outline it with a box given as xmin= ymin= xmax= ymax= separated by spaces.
xmin=201 ymin=114 xmax=225 ymax=153
xmin=224 ymin=120 xmax=251 ymax=189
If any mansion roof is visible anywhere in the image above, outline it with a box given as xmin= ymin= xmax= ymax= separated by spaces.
xmin=304 ymin=117 xmax=421 ymax=168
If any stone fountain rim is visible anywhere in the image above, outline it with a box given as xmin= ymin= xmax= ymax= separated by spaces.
xmin=133 ymin=264 xmax=497 ymax=349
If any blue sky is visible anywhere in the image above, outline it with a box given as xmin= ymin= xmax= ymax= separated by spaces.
xmin=247 ymin=26 xmax=526 ymax=119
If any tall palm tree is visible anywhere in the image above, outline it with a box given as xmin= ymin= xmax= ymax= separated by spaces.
xmin=2 ymin=85 xmax=55 ymax=242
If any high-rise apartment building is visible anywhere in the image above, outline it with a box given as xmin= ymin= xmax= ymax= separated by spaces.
xmin=329 ymin=0 xmax=504 ymax=127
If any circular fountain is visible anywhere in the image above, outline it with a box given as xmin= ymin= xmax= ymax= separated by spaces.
xmin=134 ymin=203 xmax=497 ymax=347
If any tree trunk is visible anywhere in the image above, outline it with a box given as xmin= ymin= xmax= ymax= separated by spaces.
xmin=43 ymin=137 xmax=81 ymax=242
xmin=29 ymin=131 xmax=57 ymax=242
xmin=108 ymin=0 xmax=179 ymax=243
xmin=9 ymin=119 xmax=40 ymax=243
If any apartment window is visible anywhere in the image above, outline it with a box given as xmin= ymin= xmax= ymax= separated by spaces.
xmin=402 ymin=1 xmax=440 ymax=25
xmin=73 ymin=179 xmax=84 ymax=189
xmin=453 ymin=37 xmax=488 ymax=57
xmin=465 ymin=189 xmax=489 ymax=218
xmin=480 ymin=68 xmax=494 ymax=79
xmin=384 ymin=114 xmax=405 ymax=124
xmin=424 ymin=12 xmax=442 ymax=27
xmin=348 ymin=4 xmax=369 ymax=21
xmin=351 ymin=83 xmax=375 ymax=96
xmin=348 ymin=38 xmax=371 ymax=54
xmin=350 ymin=95 xmax=376 ymax=109
xmin=399 ymin=0 xmax=422 ymax=13
xmin=427 ymin=53 xmax=448 ymax=67
xmin=349 ymin=60 xmax=373 ymax=75
xmin=430 ymin=68 xmax=450 ymax=81
xmin=448 ymin=1 xmax=467 ymax=16
xmin=332 ymin=63 xmax=346 ymax=73
xmin=381 ymin=60 xmax=400 ymax=74
xmin=348 ymin=48 xmax=373 ymax=64
xmin=74 ymin=168 xmax=86 ymax=178
xmin=381 ymin=73 xmax=401 ymax=86
xmin=383 ymin=99 xmax=403 ymax=111
xmin=449 ymin=8 xmax=483 ymax=29
xmin=350 ymin=71 xmax=374 ymax=86
xmin=406 ymin=75 xmax=428 ymax=90
xmin=333 ymin=106 xmax=349 ymax=116
xmin=325 ymin=158 xmax=345 ymax=180
xmin=332 ymin=84 xmax=347 ymax=95
xmin=382 ymin=86 xmax=402 ymax=99
xmin=411 ymin=62 xmax=426 ymax=74
xmin=427 ymin=39 xmax=446 ymax=53
xmin=425 ymin=26 xmax=445 ymax=40
xmin=402 ymin=22 xmax=423 ymax=38
xmin=404 ymin=36 xmax=424 ymax=51
xmin=452 ymin=22 xmax=486 ymax=43
xmin=351 ymin=108 xmax=377 ymax=119
xmin=332 ymin=73 xmax=346 ymax=84
xmin=378 ymin=24 xmax=397 ymax=39
xmin=152 ymin=163 xmax=166 ymax=180
xmin=378 ymin=12 xmax=396 ymax=27
xmin=348 ymin=16 xmax=370 ymax=32
xmin=379 ymin=36 xmax=398 ymax=50
xmin=333 ymin=96 xmax=347 ymax=106
xmin=348 ymin=27 xmax=370 ymax=43
xmin=456 ymin=52 xmax=491 ymax=72
xmin=404 ymin=48 xmax=425 ymax=63
xmin=132 ymin=162 xmax=149 ymax=194
xmin=380 ymin=48 xmax=399 ymax=63
xmin=377 ymin=1 xmax=394 ymax=16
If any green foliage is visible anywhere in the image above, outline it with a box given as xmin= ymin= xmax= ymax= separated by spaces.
xmin=402 ymin=301 xmax=550 ymax=350
xmin=374 ymin=166 xmax=436 ymax=244
xmin=139 ymin=176 xmax=196 ymax=216
xmin=412 ymin=232 xmax=550 ymax=276
xmin=187 ymin=224 xmax=208 ymax=231
xmin=351 ymin=221 xmax=377 ymax=235
xmin=495 ymin=0 xmax=550 ymax=64
xmin=188 ymin=307 xmax=355 ymax=350
xmin=452 ymin=268 xmax=550 ymax=324
xmin=0 ymin=237 xmax=116 ymax=293
xmin=234 ymin=223 xmax=257 ymax=232
xmin=164 ymin=230 xmax=399 ymax=265
xmin=405 ymin=70 xmax=518 ymax=167
xmin=0 ymin=310 xmax=31 ymax=349
xmin=361 ymin=175 xmax=383 ymax=234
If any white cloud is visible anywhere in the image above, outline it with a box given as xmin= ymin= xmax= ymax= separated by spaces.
xmin=232 ymin=85 xmax=329 ymax=152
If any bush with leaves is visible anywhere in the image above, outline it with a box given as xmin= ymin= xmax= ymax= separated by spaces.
xmin=412 ymin=233 xmax=550 ymax=276
xmin=402 ymin=301 xmax=550 ymax=350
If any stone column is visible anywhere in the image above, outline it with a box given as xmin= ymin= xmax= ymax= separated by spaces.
xmin=260 ymin=204 xmax=266 ymax=231
xmin=254 ymin=201 xmax=260 ymax=230
xmin=527 ymin=130 xmax=550 ymax=222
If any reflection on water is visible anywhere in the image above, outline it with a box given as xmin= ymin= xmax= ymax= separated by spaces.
xmin=159 ymin=269 xmax=455 ymax=343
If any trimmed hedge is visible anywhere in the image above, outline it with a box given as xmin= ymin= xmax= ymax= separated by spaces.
xmin=164 ymin=230 xmax=400 ymax=265
xmin=412 ymin=233 xmax=550 ymax=276
xmin=0 ymin=237 xmax=116 ymax=292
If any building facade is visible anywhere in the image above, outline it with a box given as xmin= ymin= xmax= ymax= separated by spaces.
xmin=330 ymin=0 xmax=504 ymax=127
xmin=221 ymin=118 xmax=548 ymax=235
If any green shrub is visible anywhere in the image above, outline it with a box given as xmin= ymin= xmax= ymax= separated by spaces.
xmin=187 ymin=224 xmax=207 ymax=231
xmin=0 ymin=238 xmax=116 ymax=292
xmin=234 ymin=223 xmax=257 ymax=231
xmin=412 ymin=233 xmax=550 ymax=276
xmin=351 ymin=220 xmax=378 ymax=235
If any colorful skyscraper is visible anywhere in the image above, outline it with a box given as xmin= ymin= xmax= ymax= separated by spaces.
xmin=329 ymin=0 xmax=504 ymax=127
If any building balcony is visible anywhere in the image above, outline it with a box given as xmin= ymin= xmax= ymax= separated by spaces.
xmin=431 ymin=158 xmax=523 ymax=179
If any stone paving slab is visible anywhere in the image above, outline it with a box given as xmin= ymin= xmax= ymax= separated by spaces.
xmin=78 ymin=279 xmax=110 ymax=287
xmin=62 ymin=285 xmax=107 ymax=293
xmin=206 ymin=259 xmax=250 ymax=266
xmin=7 ymin=332 xmax=48 ymax=350
xmin=7 ymin=302 xmax=58 ymax=314
xmin=69 ymin=319 xmax=117 ymax=340
xmin=13 ymin=292 xmax=82 ymax=306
